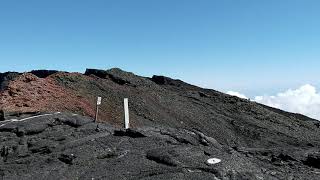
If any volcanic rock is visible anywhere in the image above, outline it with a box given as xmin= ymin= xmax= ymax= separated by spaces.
xmin=0 ymin=68 xmax=320 ymax=179
xmin=30 ymin=70 xmax=59 ymax=78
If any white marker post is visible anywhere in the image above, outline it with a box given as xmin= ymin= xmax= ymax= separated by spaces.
xmin=95 ymin=97 xmax=102 ymax=122
xmin=124 ymin=98 xmax=130 ymax=129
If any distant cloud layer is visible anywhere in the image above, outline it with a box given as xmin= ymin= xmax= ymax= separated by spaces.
xmin=226 ymin=91 xmax=248 ymax=99
xmin=227 ymin=84 xmax=320 ymax=120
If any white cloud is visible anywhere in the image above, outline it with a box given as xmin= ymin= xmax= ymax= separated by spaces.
xmin=254 ymin=84 xmax=320 ymax=120
xmin=227 ymin=84 xmax=320 ymax=120
xmin=226 ymin=91 xmax=248 ymax=99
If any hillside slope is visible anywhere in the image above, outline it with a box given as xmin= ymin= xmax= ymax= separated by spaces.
xmin=1 ymin=68 xmax=320 ymax=179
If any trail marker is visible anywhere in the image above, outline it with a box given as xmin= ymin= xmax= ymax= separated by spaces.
xmin=207 ymin=158 xmax=221 ymax=165
xmin=95 ymin=97 xmax=102 ymax=122
xmin=124 ymin=98 xmax=130 ymax=129
xmin=97 ymin=97 xmax=102 ymax=105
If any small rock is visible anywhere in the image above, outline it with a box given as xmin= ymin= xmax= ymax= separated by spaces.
xmin=58 ymin=154 xmax=76 ymax=165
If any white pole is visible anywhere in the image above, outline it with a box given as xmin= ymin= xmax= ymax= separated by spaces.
xmin=95 ymin=97 xmax=102 ymax=122
xmin=124 ymin=98 xmax=130 ymax=129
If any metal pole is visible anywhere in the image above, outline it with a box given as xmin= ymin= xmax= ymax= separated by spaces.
xmin=124 ymin=98 xmax=130 ymax=129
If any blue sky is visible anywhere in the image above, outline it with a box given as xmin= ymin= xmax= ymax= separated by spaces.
xmin=1 ymin=0 xmax=320 ymax=96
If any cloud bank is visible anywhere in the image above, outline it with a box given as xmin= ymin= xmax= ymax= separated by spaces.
xmin=227 ymin=84 xmax=320 ymax=120
xmin=226 ymin=91 xmax=248 ymax=99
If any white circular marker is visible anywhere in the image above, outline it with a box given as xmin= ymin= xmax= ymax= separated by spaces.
xmin=207 ymin=158 xmax=221 ymax=165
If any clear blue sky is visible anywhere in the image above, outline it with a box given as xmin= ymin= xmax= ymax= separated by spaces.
xmin=0 ymin=0 xmax=319 ymax=96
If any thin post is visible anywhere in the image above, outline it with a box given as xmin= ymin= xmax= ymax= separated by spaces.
xmin=124 ymin=98 xmax=130 ymax=129
xmin=95 ymin=97 xmax=102 ymax=122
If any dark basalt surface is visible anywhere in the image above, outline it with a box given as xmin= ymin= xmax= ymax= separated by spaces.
xmin=0 ymin=113 xmax=319 ymax=180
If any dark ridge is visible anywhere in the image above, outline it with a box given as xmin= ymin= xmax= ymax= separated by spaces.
xmin=151 ymin=75 xmax=186 ymax=87
xmin=0 ymin=72 xmax=21 ymax=91
xmin=105 ymin=68 xmax=131 ymax=85
xmin=84 ymin=69 xmax=108 ymax=78
xmin=30 ymin=70 xmax=59 ymax=78
xmin=85 ymin=68 xmax=129 ymax=85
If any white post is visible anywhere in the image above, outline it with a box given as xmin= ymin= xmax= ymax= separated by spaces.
xmin=124 ymin=98 xmax=130 ymax=129
xmin=95 ymin=97 xmax=102 ymax=122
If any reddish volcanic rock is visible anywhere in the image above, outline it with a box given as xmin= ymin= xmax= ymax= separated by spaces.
xmin=0 ymin=73 xmax=95 ymax=117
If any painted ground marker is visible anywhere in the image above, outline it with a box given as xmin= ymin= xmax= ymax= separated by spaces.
xmin=0 ymin=113 xmax=57 ymax=127
xmin=207 ymin=158 xmax=221 ymax=165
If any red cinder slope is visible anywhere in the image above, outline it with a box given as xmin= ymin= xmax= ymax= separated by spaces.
xmin=0 ymin=73 xmax=95 ymax=117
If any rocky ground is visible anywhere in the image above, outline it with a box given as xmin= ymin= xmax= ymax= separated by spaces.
xmin=1 ymin=68 xmax=320 ymax=179
xmin=0 ymin=112 xmax=318 ymax=180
